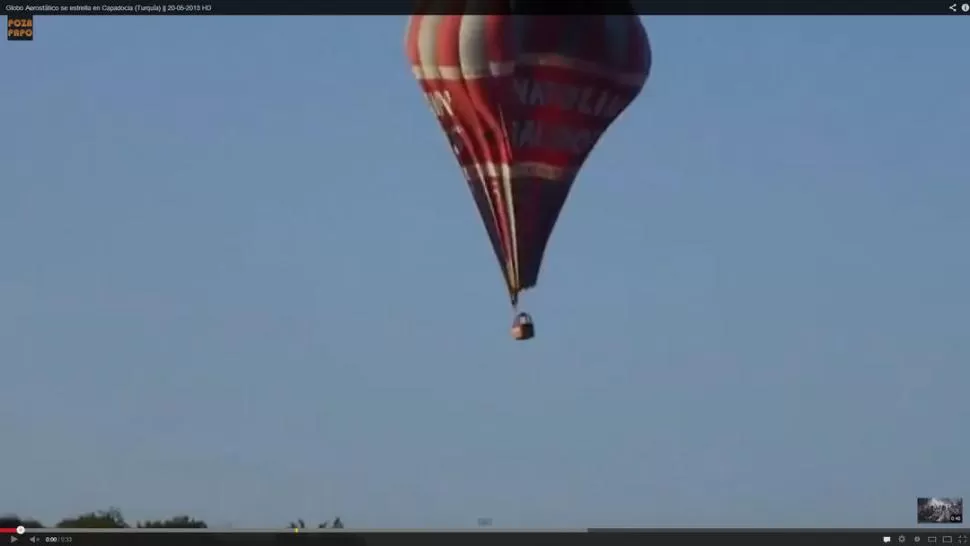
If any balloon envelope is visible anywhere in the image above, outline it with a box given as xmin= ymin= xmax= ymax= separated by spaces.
xmin=405 ymin=8 xmax=651 ymax=304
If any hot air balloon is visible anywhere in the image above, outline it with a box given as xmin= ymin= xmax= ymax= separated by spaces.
xmin=405 ymin=6 xmax=651 ymax=340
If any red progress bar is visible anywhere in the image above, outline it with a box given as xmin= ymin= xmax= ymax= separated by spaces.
xmin=0 ymin=529 xmax=18 ymax=534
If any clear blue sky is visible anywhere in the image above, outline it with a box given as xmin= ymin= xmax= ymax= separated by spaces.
xmin=1 ymin=15 xmax=968 ymax=529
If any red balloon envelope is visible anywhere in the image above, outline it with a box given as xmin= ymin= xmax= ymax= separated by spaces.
xmin=405 ymin=8 xmax=651 ymax=307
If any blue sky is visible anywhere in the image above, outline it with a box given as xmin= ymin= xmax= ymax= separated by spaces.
xmin=1 ymin=16 xmax=968 ymax=529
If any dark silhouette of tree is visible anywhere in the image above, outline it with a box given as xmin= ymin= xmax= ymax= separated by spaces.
xmin=6 ymin=510 xmax=343 ymax=532
xmin=0 ymin=515 xmax=43 ymax=528
xmin=56 ymin=508 xmax=128 ymax=528
xmin=288 ymin=517 xmax=345 ymax=529
xmin=277 ymin=517 xmax=360 ymax=546
xmin=137 ymin=515 xmax=208 ymax=528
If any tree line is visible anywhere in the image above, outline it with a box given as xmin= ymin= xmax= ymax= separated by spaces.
xmin=0 ymin=509 xmax=344 ymax=529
